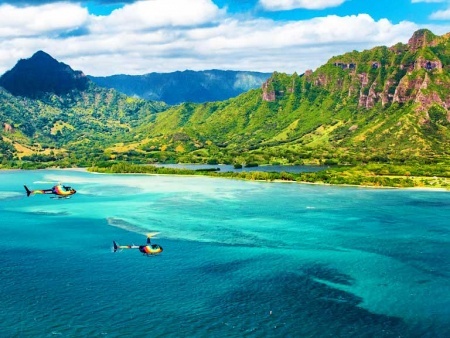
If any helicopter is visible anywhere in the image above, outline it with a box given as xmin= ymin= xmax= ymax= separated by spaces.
xmin=24 ymin=183 xmax=76 ymax=199
xmin=113 ymin=233 xmax=163 ymax=256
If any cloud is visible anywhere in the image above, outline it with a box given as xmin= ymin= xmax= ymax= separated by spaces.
xmin=0 ymin=0 xmax=422 ymax=77
xmin=0 ymin=3 xmax=89 ymax=37
xmin=411 ymin=0 xmax=450 ymax=21
xmin=68 ymin=13 xmax=417 ymax=75
xmin=0 ymin=0 xmax=135 ymax=4
xmin=411 ymin=0 xmax=446 ymax=3
xmin=90 ymin=0 xmax=223 ymax=33
xmin=259 ymin=0 xmax=347 ymax=11
xmin=430 ymin=8 xmax=450 ymax=19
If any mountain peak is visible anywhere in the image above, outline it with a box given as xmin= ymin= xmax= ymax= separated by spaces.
xmin=31 ymin=50 xmax=57 ymax=62
xmin=408 ymin=29 xmax=439 ymax=51
xmin=0 ymin=51 xmax=88 ymax=98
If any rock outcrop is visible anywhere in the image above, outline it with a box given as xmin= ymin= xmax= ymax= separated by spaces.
xmin=3 ymin=122 xmax=14 ymax=133
xmin=407 ymin=29 xmax=438 ymax=52
xmin=262 ymin=79 xmax=276 ymax=101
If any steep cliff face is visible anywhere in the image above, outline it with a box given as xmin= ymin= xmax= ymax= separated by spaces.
xmin=243 ymin=29 xmax=450 ymax=158
xmin=407 ymin=29 xmax=439 ymax=52
xmin=262 ymin=29 xmax=450 ymax=116
xmin=262 ymin=79 xmax=276 ymax=101
xmin=261 ymin=72 xmax=295 ymax=102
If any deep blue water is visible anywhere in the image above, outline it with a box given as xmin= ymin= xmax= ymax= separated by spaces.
xmin=0 ymin=169 xmax=449 ymax=337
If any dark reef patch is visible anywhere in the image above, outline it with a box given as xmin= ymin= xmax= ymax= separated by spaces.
xmin=210 ymin=266 xmax=415 ymax=337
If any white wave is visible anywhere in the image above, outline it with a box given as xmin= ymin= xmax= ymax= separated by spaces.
xmin=44 ymin=172 xmax=257 ymax=201
xmin=42 ymin=175 xmax=93 ymax=184
xmin=107 ymin=217 xmax=157 ymax=235
xmin=0 ymin=191 xmax=23 ymax=200
xmin=10 ymin=204 xmax=73 ymax=216
xmin=28 ymin=209 xmax=71 ymax=216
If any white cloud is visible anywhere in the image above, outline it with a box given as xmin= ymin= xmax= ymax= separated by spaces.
xmin=90 ymin=0 xmax=223 ymax=33
xmin=411 ymin=0 xmax=450 ymax=21
xmin=0 ymin=3 xmax=88 ymax=37
xmin=0 ymin=0 xmax=430 ymax=77
xmin=412 ymin=0 xmax=446 ymax=3
xmin=430 ymin=8 xmax=450 ymax=19
xmin=67 ymin=13 xmax=417 ymax=75
xmin=259 ymin=0 xmax=347 ymax=11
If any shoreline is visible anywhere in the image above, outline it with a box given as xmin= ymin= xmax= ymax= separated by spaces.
xmin=294 ymin=180 xmax=450 ymax=191
xmin=72 ymin=168 xmax=450 ymax=192
xmin=2 ymin=167 xmax=449 ymax=191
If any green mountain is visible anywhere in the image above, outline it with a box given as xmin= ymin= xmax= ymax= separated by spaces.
xmin=0 ymin=51 xmax=89 ymax=98
xmin=0 ymin=52 xmax=167 ymax=166
xmin=88 ymin=70 xmax=271 ymax=105
xmin=1 ymin=29 xmax=450 ymax=169
xmin=124 ymin=29 xmax=450 ymax=165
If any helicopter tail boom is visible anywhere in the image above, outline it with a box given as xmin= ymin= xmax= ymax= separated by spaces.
xmin=24 ymin=185 xmax=32 ymax=197
xmin=112 ymin=241 xmax=139 ymax=252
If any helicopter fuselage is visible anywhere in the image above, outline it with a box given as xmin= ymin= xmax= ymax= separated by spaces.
xmin=139 ymin=244 xmax=163 ymax=255
xmin=113 ymin=242 xmax=163 ymax=256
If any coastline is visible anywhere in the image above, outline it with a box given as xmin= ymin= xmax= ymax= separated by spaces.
xmin=295 ymin=180 xmax=450 ymax=191
xmin=2 ymin=166 xmax=449 ymax=191
xmin=78 ymin=167 xmax=450 ymax=192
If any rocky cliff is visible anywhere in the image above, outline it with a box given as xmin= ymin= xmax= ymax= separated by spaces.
xmin=262 ymin=29 xmax=450 ymax=124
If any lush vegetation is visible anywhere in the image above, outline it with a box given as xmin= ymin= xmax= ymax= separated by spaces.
xmin=2 ymin=29 xmax=450 ymax=189
xmin=87 ymin=162 xmax=450 ymax=189
xmin=0 ymin=83 xmax=167 ymax=167
xmin=110 ymin=29 xmax=450 ymax=168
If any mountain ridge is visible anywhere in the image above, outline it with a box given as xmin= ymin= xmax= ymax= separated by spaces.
xmin=127 ymin=28 xmax=450 ymax=164
xmin=1 ymin=29 xmax=450 ymax=169
xmin=88 ymin=69 xmax=271 ymax=105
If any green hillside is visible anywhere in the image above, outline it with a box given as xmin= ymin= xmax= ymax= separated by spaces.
xmin=0 ymin=83 xmax=166 ymax=166
xmin=123 ymin=29 xmax=450 ymax=166
xmin=1 ymin=30 xmax=450 ymax=187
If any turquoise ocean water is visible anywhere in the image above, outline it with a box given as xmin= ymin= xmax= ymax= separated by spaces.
xmin=0 ymin=169 xmax=449 ymax=337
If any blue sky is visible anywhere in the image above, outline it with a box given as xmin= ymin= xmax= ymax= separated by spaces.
xmin=0 ymin=0 xmax=449 ymax=76
xmin=215 ymin=0 xmax=444 ymax=23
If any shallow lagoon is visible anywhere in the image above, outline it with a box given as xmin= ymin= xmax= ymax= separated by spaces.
xmin=0 ymin=169 xmax=449 ymax=337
